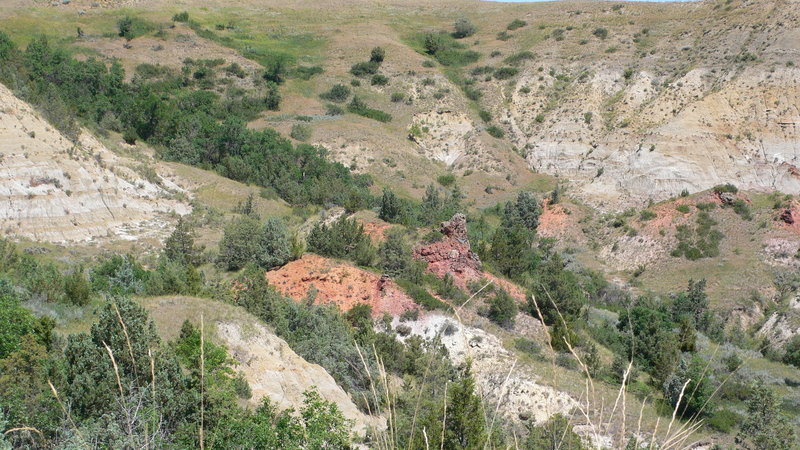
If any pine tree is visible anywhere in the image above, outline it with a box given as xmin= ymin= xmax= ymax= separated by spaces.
xmin=736 ymin=379 xmax=796 ymax=449
xmin=164 ymin=217 xmax=197 ymax=265
xmin=379 ymin=188 xmax=400 ymax=222
xmin=256 ymin=217 xmax=291 ymax=270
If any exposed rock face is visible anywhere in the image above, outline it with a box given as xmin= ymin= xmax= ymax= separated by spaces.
xmin=781 ymin=208 xmax=796 ymax=225
xmin=413 ymin=213 xmax=482 ymax=281
xmin=409 ymin=110 xmax=503 ymax=172
xmin=216 ymin=321 xmax=382 ymax=435
xmin=758 ymin=296 xmax=800 ymax=348
xmin=0 ymin=82 xmax=189 ymax=243
xmin=395 ymin=314 xmax=576 ymax=429
xmin=266 ymin=254 xmax=418 ymax=317
xmin=142 ymin=296 xmax=382 ymax=435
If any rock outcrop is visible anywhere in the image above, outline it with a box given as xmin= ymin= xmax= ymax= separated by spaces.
xmin=413 ymin=213 xmax=482 ymax=281
xmin=396 ymin=314 xmax=576 ymax=430
xmin=141 ymin=296 xmax=382 ymax=435
xmin=0 ymin=82 xmax=189 ymax=243
xmin=216 ymin=321 xmax=382 ymax=435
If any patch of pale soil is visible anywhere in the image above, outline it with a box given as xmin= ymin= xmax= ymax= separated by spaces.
xmin=140 ymin=296 xmax=381 ymax=436
xmin=409 ymin=110 xmax=501 ymax=171
xmin=395 ymin=313 xmax=577 ymax=427
xmin=216 ymin=321 xmax=383 ymax=435
xmin=0 ymin=82 xmax=189 ymax=244
xmin=762 ymin=237 xmax=800 ymax=269
xmin=266 ymin=254 xmax=418 ymax=317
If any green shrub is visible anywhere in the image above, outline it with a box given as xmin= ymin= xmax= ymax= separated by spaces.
xmin=593 ymin=27 xmax=609 ymax=40
xmin=493 ymin=67 xmax=519 ymax=80
xmin=731 ymin=199 xmax=752 ymax=220
xmin=63 ymin=267 xmax=90 ymax=306
xmin=371 ymin=74 xmax=389 ymax=86
xmin=0 ymin=31 xmax=15 ymax=61
xmin=672 ymin=212 xmax=724 ymax=260
xmin=471 ymin=66 xmax=494 ymax=76
xmin=463 ymin=85 xmax=482 ymax=101
xmin=623 ymin=67 xmax=635 ymax=80
xmin=347 ymin=96 xmax=392 ymax=122
xmin=423 ymin=32 xmax=481 ymax=66
xmin=224 ymin=62 xmax=246 ymax=78
xmin=504 ymin=51 xmax=535 ymax=67
xmin=479 ymin=109 xmax=492 ymax=122
xmin=437 ymin=173 xmax=456 ymax=187
xmin=350 ymin=60 xmax=379 ymax=77
xmin=370 ymin=47 xmax=385 ymax=64
xmin=390 ymin=92 xmax=404 ymax=102
xmin=291 ymin=65 xmax=323 ymax=80
xmin=639 ymin=210 xmax=657 ymax=221
xmin=507 ymin=19 xmax=527 ymax=31
xmin=453 ymin=18 xmax=477 ymax=39
xmin=117 ymin=16 xmax=154 ymax=40
xmin=263 ymin=81 xmax=281 ymax=110
xmin=696 ymin=202 xmax=716 ymax=211
xmin=397 ymin=279 xmax=450 ymax=311
xmin=307 ymin=216 xmax=375 ymax=266
xmin=486 ymin=125 xmax=504 ymax=138
xmin=713 ymin=183 xmax=738 ymax=194
xmin=0 ymin=287 xmax=36 ymax=359
xmin=377 ymin=229 xmax=411 ymax=277
xmin=487 ymin=289 xmax=518 ymax=328
xmin=535 ymin=114 xmax=545 ymax=123
xmin=218 ymin=216 xmax=262 ymax=271
xmin=325 ymin=104 xmax=344 ymax=115
xmin=172 ymin=11 xmax=189 ymax=22
xmin=708 ymin=409 xmax=742 ymax=433
xmin=496 ymin=31 xmax=511 ymax=41
xmin=320 ymin=84 xmax=351 ymax=103
xmin=676 ymin=204 xmax=691 ymax=214
xmin=290 ymin=123 xmax=311 ymax=141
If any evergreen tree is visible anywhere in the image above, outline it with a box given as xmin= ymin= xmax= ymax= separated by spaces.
xmin=736 ymin=380 xmax=796 ymax=449
xmin=378 ymin=229 xmax=410 ymax=277
xmin=417 ymin=365 xmax=487 ymax=449
xmin=525 ymin=413 xmax=584 ymax=450
xmin=662 ymin=356 xmax=714 ymax=419
xmin=307 ymin=216 xmax=375 ymax=266
xmin=502 ymin=191 xmax=541 ymax=232
xmin=379 ymin=188 xmax=401 ymax=222
xmin=218 ymin=215 xmax=261 ymax=271
xmin=164 ymin=217 xmax=197 ymax=265
xmin=487 ymin=289 xmax=518 ymax=328
xmin=369 ymin=46 xmax=385 ymax=64
xmin=256 ymin=217 xmax=291 ymax=269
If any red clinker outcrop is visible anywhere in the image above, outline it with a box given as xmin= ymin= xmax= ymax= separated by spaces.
xmin=413 ymin=213 xmax=482 ymax=285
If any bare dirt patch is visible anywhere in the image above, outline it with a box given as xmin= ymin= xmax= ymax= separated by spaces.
xmin=266 ymin=253 xmax=418 ymax=316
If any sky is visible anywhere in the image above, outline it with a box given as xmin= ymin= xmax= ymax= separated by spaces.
xmin=483 ymin=0 xmax=698 ymax=2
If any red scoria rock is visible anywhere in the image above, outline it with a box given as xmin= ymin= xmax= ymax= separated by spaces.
xmin=780 ymin=208 xmax=795 ymax=225
xmin=413 ymin=214 xmax=482 ymax=283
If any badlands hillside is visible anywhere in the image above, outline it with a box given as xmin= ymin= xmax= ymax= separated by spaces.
xmin=1 ymin=0 xmax=800 ymax=449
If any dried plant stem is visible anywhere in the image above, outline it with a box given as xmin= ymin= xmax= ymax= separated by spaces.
xmin=200 ymin=314 xmax=205 ymax=450
xmin=485 ymin=358 xmax=517 ymax=449
xmin=48 ymin=379 xmax=87 ymax=448
xmin=114 ymin=302 xmax=138 ymax=380
xmin=440 ymin=381 xmax=448 ymax=450
xmin=102 ymin=341 xmax=135 ymax=439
